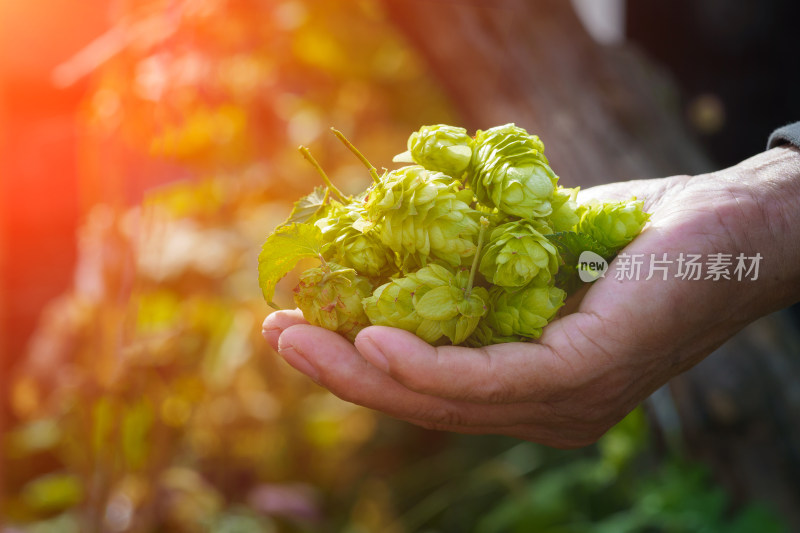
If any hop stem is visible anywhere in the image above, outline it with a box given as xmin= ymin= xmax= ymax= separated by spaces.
xmin=331 ymin=127 xmax=381 ymax=184
xmin=466 ymin=217 xmax=489 ymax=296
xmin=299 ymin=146 xmax=347 ymax=202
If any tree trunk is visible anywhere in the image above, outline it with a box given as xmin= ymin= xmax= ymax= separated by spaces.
xmin=381 ymin=0 xmax=711 ymax=187
xmin=381 ymin=0 xmax=800 ymax=527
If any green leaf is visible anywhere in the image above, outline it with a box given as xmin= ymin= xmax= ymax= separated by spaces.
xmin=122 ymin=400 xmax=154 ymax=470
xmin=258 ymin=223 xmax=324 ymax=303
xmin=21 ymin=473 xmax=83 ymax=511
xmin=546 ymin=231 xmax=614 ymax=295
xmin=280 ymin=186 xmax=329 ymax=226
xmin=546 ymin=231 xmax=614 ymax=262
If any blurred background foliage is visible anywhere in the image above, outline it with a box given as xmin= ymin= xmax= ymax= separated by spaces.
xmin=1 ymin=0 xmax=789 ymax=531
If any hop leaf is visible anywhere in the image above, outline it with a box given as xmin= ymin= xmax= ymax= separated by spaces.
xmin=281 ymin=186 xmax=330 ymax=226
xmin=577 ymin=198 xmax=650 ymax=250
xmin=545 ymin=230 xmax=613 ymax=295
xmin=468 ymin=123 xmax=558 ymax=218
xmin=294 ymin=262 xmax=373 ymax=342
xmin=257 ymin=223 xmax=324 ymax=304
xmin=546 ymin=231 xmax=614 ymax=264
xmin=402 ymin=124 xmax=474 ymax=178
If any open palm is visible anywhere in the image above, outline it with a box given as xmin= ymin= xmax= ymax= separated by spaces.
xmin=263 ymin=147 xmax=799 ymax=448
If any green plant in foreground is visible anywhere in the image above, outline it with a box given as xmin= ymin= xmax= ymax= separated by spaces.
xmin=577 ymin=198 xmax=650 ymax=249
xmin=399 ymin=123 xmax=474 ymax=178
xmin=293 ymin=260 xmax=374 ymax=342
xmin=479 ymin=219 xmax=559 ymax=288
xmin=258 ymin=123 xmax=651 ymax=346
xmin=363 ymin=218 xmax=490 ymax=345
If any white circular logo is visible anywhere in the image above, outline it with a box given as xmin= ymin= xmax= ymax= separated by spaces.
xmin=578 ymin=251 xmax=608 ymax=282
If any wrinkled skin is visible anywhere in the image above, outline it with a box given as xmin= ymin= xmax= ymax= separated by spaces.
xmin=263 ymin=147 xmax=800 ymax=449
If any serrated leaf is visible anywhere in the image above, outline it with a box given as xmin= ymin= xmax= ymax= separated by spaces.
xmin=545 ymin=231 xmax=614 ymax=264
xmin=281 ymin=186 xmax=329 ymax=226
xmin=258 ymin=223 xmax=323 ymax=303
xmin=546 ymin=231 xmax=614 ymax=295
xmin=554 ymin=265 xmax=582 ymax=295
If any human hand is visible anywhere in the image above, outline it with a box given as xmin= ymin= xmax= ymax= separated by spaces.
xmin=262 ymin=146 xmax=800 ymax=448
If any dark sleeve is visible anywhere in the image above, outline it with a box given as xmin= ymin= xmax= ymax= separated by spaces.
xmin=767 ymin=122 xmax=800 ymax=149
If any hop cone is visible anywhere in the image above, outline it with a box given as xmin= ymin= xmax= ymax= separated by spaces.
xmin=294 ymin=261 xmax=373 ymax=342
xmin=469 ymin=123 xmax=558 ymax=218
xmin=359 ymin=166 xmax=480 ymax=267
xmin=363 ymin=263 xmax=489 ymax=345
xmin=464 ymin=319 xmax=526 ymax=347
xmin=485 ymin=284 xmax=566 ymax=340
xmin=407 ymin=124 xmax=474 ymax=178
xmin=577 ymin=198 xmax=650 ymax=250
xmin=479 ymin=220 xmax=559 ymax=288
xmin=316 ymin=201 xmax=397 ymax=278
xmin=548 ymin=186 xmax=580 ymax=232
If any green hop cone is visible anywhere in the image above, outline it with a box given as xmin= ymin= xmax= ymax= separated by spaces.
xmin=404 ymin=124 xmax=474 ymax=178
xmin=359 ymin=165 xmax=480 ymax=267
xmin=479 ymin=220 xmax=559 ymax=288
xmin=316 ymin=201 xmax=398 ymax=278
xmin=577 ymin=197 xmax=650 ymax=250
xmin=486 ymin=284 xmax=566 ymax=340
xmin=331 ymin=227 xmax=398 ymax=278
xmin=463 ymin=319 xmax=526 ymax=347
xmin=264 ymin=125 xmax=654 ymax=349
xmin=363 ymin=263 xmax=489 ymax=345
xmin=294 ymin=261 xmax=373 ymax=342
xmin=469 ymin=123 xmax=558 ymax=218
xmin=314 ymin=200 xmax=354 ymax=245
xmin=548 ymin=186 xmax=580 ymax=232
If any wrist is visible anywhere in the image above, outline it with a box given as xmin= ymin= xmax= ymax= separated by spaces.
xmin=726 ymin=146 xmax=800 ymax=312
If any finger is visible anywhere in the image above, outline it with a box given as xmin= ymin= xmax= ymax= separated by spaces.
xmin=262 ymin=309 xmax=307 ymax=350
xmin=560 ymin=283 xmax=591 ymax=316
xmin=538 ymin=310 xmax=658 ymax=405
xmin=578 ymin=177 xmax=684 ymax=213
xmin=354 ymin=326 xmax=576 ymax=404
xmin=277 ymin=324 xmax=557 ymax=427
xmin=577 ymin=178 xmax=660 ymax=202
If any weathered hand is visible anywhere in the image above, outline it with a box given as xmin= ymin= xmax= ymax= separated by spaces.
xmin=262 ymin=147 xmax=800 ymax=448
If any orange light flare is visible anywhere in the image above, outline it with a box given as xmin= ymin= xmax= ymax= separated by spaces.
xmin=0 ymin=0 xmax=112 ymax=378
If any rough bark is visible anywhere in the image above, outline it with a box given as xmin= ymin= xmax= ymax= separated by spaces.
xmin=381 ymin=0 xmax=711 ymax=186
